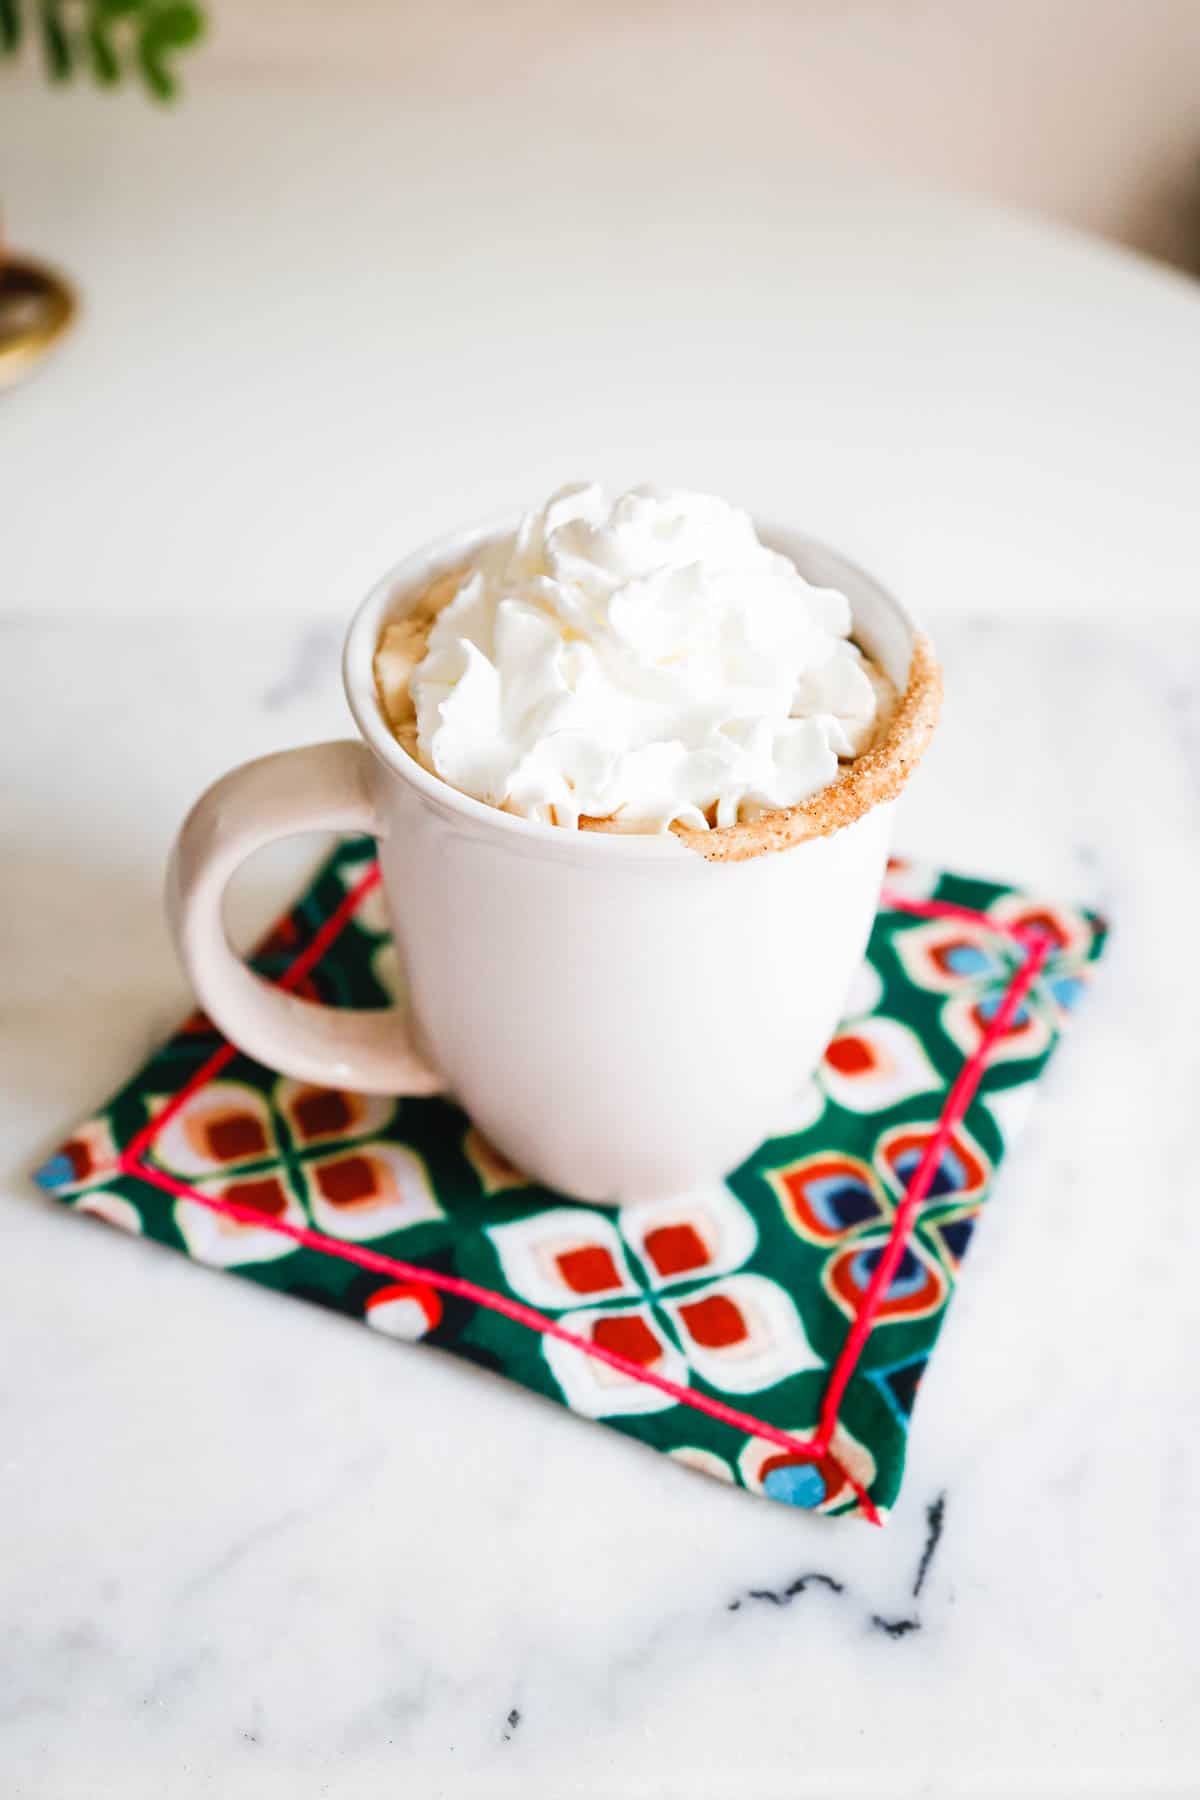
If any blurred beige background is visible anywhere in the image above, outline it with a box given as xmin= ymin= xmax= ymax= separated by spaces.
xmin=203 ymin=0 xmax=1200 ymax=272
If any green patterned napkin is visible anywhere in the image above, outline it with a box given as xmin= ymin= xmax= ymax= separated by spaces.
xmin=35 ymin=840 xmax=1105 ymax=1523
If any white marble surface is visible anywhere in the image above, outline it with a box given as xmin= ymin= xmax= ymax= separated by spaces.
xmin=2 ymin=600 xmax=1198 ymax=1798
xmin=3 ymin=65 xmax=1200 ymax=1798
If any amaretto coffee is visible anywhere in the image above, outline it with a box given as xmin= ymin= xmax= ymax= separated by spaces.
xmin=374 ymin=484 xmax=938 ymax=861
xmin=168 ymin=497 xmax=942 ymax=1198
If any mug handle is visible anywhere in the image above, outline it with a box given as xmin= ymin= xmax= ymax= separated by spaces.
xmin=166 ymin=740 xmax=444 ymax=1096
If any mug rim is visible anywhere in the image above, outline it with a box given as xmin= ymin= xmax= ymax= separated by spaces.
xmin=343 ymin=511 xmax=928 ymax=864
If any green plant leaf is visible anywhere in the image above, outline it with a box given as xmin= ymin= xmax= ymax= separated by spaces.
xmin=136 ymin=0 xmax=203 ymax=101
xmin=40 ymin=1 xmax=72 ymax=80
xmin=0 ymin=0 xmax=21 ymax=55
xmin=86 ymin=15 xmax=120 ymax=83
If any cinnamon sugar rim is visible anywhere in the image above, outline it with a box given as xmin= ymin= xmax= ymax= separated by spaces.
xmin=577 ymin=631 xmax=942 ymax=862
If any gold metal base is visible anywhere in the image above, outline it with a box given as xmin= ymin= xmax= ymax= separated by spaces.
xmin=0 ymin=257 xmax=78 ymax=387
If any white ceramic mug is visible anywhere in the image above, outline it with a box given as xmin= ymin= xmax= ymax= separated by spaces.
xmin=167 ymin=519 xmax=933 ymax=1204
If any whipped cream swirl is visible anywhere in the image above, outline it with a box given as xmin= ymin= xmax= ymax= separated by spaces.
xmin=406 ymin=484 xmax=884 ymax=833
